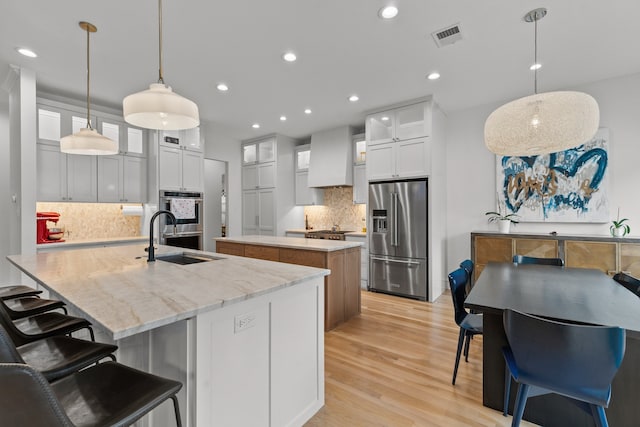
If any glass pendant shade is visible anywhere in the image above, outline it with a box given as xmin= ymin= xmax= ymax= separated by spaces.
xmin=60 ymin=127 xmax=119 ymax=155
xmin=484 ymin=91 xmax=600 ymax=156
xmin=123 ymin=83 xmax=199 ymax=130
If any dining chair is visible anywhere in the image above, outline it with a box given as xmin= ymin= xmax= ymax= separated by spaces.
xmin=502 ymin=309 xmax=625 ymax=427
xmin=0 ymin=323 xmax=116 ymax=382
xmin=0 ymin=298 xmax=95 ymax=342
xmin=0 ymin=285 xmax=42 ymax=301
xmin=0 ymin=361 xmax=183 ymax=426
xmin=448 ymin=267 xmax=483 ymax=385
xmin=613 ymin=272 xmax=640 ymax=297
xmin=459 ymin=259 xmax=474 ymax=285
xmin=512 ymin=255 xmax=564 ymax=266
xmin=3 ymin=295 xmax=67 ymax=320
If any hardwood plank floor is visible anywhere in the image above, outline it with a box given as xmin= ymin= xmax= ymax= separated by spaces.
xmin=305 ymin=290 xmax=537 ymax=427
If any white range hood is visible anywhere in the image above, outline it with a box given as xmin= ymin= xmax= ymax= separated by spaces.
xmin=308 ymin=125 xmax=353 ymax=187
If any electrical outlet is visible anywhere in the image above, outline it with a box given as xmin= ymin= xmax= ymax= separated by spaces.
xmin=234 ymin=312 xmax=256 ymax=333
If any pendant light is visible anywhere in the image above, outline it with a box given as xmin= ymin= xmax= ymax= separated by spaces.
xmin=60 ymin=22 xmax=118 ymax=155
xmin=123 ymin=0 xmax=199 ymax=130
xmin=484 ymin=8 xmax=599 ymax=156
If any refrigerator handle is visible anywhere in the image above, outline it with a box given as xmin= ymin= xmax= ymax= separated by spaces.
xmin=392 ymin=192 xmax=398 ymax=246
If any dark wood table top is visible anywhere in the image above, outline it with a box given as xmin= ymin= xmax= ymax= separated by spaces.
xmin=465 ymin=262 xmax=640 ymax=332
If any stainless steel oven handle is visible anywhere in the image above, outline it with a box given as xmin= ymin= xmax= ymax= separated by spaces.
xmin=370 ymin=256 xmax=421 ymax=266
xmin=162 ymin=198 xmax=203 ymax=202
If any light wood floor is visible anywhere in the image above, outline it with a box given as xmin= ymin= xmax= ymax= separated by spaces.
xmin=305 ymin=290 xmax=536 ymax=427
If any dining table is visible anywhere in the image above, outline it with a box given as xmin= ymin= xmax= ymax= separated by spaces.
xmin=465 ymin=261 xmax=640 ymax=427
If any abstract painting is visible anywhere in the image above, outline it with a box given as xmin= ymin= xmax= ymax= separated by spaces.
xmin=496 ymin=128 xmax=609 ymax=222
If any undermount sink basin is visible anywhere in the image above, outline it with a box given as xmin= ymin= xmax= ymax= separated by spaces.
xmin=155 ymin=253 xmax=223 ymax=265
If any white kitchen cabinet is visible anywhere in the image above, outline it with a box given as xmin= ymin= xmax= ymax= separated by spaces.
xmin=97 ymin=155 xmax=146 ymax=202
xmin=37 ymin=103 xmax=97 ymax=147
xmin=353 ymin=165 xmax=367 ymax=204
xmin=346 ymin=234 xmax=368 ymax=290
xmin=37 ymin=143 xmax=97 ymax=202
xmin=366 ymin=101 xmax=431 ymax=145
xmin=242 ymin=134 xmax=299 ymax=236
xmin=243 ymin=137 xmax=276 ymax=165
xmin=294 ymin=145 xmax=324 ymax=206
xmin=158 ymin=145 xmax=204 ymax=192
xmin=159 ymin=128 xmax=202 ymax=152
xmin=367 ymin=137 xmax=431 ymax=181
xmin=97 ymin=118 xmax=146 ymax=157
xmin=243 ymin=163 xmax=276 ymax=190
xmin=242 ymin=189 xmax=276 ymax=236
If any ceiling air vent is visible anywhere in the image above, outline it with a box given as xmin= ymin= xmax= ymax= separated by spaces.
xmin=432 ymin=23 xmax=463 ymax=48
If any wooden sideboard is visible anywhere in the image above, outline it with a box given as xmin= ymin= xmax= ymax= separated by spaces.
xmin=216 ymin=240 xmax=361 ymax=331
xmin=471 ymin=231 xmax=640 ymax=283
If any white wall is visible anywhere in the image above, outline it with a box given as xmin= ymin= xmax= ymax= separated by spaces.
xmin=201 ymin=121 xmax=242 ymax=237
xmin=0 ymin=87 xmax=11 ymax=283
xmin=445 ymin=72 xmax=640 ymax=273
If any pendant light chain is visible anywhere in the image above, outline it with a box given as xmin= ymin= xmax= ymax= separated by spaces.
xmin=158 ymin=0 xmax=164 ymax=84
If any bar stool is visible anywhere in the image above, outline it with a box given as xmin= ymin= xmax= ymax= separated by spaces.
xmin=0 ymin=362 xmax=183 ymax=426
xmin=0 ymin=285 xmax=42 ymax=301
xmin=4 ymin=296 xmax=67 ymax=320
xmin=0 ymin=299 xmax=95 ymax=342
xmin=0 ymin=324 xmax=116 ymax=382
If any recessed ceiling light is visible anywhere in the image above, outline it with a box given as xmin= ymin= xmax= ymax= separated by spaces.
xmin=283 ymin=52 xmax=297 ymax=62
xmin=216 ymin=83 xmax=229 ymax=91
xmin=381 ymin=116 xmax=390 ymax=121
xmin=378 ymin=6 xmax=399 ymax=19
xmin=530 ymin=63 xmax=542 ymax=70
xmin=280 ymin=116 xmax=287 ymax=121
xmin=304 ymin=108 xmax=312 ymax=114
xmin=349 ymin=95 xmax=359 ymax=102
xmin=252 ymin=123 xmax=260 ymax=129
xmin=427 ymin=72 xmax=441 ymax=80
xmin=17 ymin=47 xmax=37 ymax=58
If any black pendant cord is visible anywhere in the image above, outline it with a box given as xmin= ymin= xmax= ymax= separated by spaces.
xmin=534 ymin=15 xmax=538 ymax=95
xmin=158 ymin=0 xmax=164 ymax=84
xmin=85 ymin=25 xmax=93 ymax=130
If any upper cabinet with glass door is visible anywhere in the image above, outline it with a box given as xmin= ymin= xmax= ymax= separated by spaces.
xmin=365 ymin=100 xmax=431 ymax=145
xmin=159 ymin=127 xmax=202 ymax=152
xmin=242 ymin=137 xmax=276 ymax=165
xmin=353 ymin=133 xmax=366 ymax=165
xmin=97 ymin=117 xmax=146 ymax=157
xmin=37 ymin=103 xmax=97 ymax=147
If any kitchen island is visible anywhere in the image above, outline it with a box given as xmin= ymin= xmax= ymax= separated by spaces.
xmin=214 ymin=235 xmax=362 ymax=331
xmin=8 ymin=244 xmax=329 ymax=427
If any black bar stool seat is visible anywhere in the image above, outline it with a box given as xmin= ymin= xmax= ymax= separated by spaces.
xmin=0 ymin=285 xmax=42 ymax=301
xmin=4 ymin=296 xmax=67 ymax=320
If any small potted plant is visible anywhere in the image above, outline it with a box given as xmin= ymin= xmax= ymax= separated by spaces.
xmin=485 ymin=210 xmax=519 ymax=234
xmin=610 ymin=208 xmax=630 ymax=237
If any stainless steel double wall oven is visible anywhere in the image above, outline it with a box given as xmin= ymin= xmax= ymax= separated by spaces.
xmin=158 ymin=190 xmax=203 ymax=250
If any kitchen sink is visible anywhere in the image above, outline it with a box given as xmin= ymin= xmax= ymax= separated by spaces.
xmin=155 ymin=253 xmax=223 ymax=265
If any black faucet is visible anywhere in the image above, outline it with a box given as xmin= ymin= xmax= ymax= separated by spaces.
xmin=148 ymin=210 xmax=177 ymax=262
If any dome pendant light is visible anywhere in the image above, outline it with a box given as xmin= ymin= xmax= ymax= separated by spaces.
xmin=484 ymin=8 xmax=599 ymax=156
xmin=123 ymin=0 xmax=199 ymax=130
xmin=60 ymin=22 xmax=118 ymax=155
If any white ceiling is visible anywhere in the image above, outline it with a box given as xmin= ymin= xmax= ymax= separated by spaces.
xmin=2 ymin=0 xmax=640 ymax=141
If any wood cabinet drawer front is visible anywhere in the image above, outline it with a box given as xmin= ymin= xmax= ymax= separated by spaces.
xmin=216 ymin=242 xmax=244 ymax=257
xmin=565 ymin=241 xmax=617 ymax=274
xmin=475 ymin=237 xmax=512 ymax=264
xmin=620 ymin=243 xmax=640 ymax=278
xmin=514 ymin=239 xmax=558 ymax=258
xmin=280 ymin=248 xmax=326 ymax=268
xmin=245 ymin=245 xmax=280 ymax=261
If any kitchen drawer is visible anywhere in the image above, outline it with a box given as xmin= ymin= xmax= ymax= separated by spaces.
xmin=216 ymin=241 xmax=244 ymax=257
xmin=245 ymin=245 xmax=279 ymax=262
xmin=280 ymin=248 xmax=326 ymax=268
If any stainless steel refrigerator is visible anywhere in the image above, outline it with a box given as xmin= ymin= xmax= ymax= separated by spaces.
xmin=369 ymin=179 xmax=428 ymax=300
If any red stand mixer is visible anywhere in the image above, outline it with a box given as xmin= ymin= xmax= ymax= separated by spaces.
xmin=37 ymin=212 xmax=65 ymax=243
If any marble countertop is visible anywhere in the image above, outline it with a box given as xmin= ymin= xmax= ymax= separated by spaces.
xmin=8 ymin=244 xmax=329 ymax=340
xmin=215 ymin=235 xmax=363 ymax=251
xmin=37 ymin=236 xmax=148 ymax=251
xmin=286 ymin=229 xmax=367 ymax=237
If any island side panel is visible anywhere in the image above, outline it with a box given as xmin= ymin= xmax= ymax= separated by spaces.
xmin=196 ymin=276 xmax=324 ymax=427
